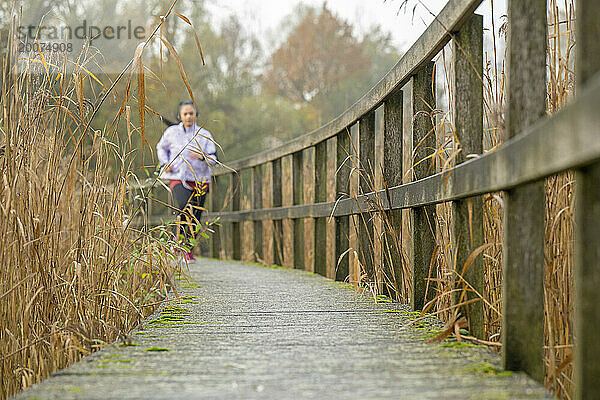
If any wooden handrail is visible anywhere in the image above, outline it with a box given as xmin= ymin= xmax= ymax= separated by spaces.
xmin=206 ymin=72 xmax=600 ymax=221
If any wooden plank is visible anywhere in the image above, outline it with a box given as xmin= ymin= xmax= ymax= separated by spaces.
xmin=232 ymin=172 xmax=242 ymax=260
xmin=292 ymin=151 xmax=305 ymax=269
xmin=359 ymin=111 xmax=376 ymax=279
xmin=212 ymin=0 xmax=484 ymax=176
xmin=383 ymin=89 xmax=403 ymax=299
xmin=263 ymin=162 xmax=274 ymax=264
xmin=402 ymin=81 xmax=414 ymax=301
xmin=575 ymin=1 xmax=600 ymax=397
xmin=410 ymin=62 xmax=436 ymax=311
xmin=272 ymin=158 xmax=283 ymax=266
xmin=349 ymin=124 xmax=360 ymax=283
xmin=281 ymin=155 xmax=294 ymax=267
xmin=252 ymin=165 xmax=263 ymax=262
xmin=314 ymin=141 xmax=328 ymax=277
xmin=335 ymin=129 xmax=351 ymax=281
xmin=210 ymin=175 xmax=221 ymax=258
xmin=451 ymin=13 xmax=484 ymax=338
xmin=326 ymin=137 xmax=337 ymax=278
xmin=204 ymin=72 xmax=600 ymax=223
xmin=502 ymin=0 xmax=547 ymax=383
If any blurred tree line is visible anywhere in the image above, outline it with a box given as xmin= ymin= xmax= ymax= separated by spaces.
xmin=2 ymin=0 xmax=401 ymax=173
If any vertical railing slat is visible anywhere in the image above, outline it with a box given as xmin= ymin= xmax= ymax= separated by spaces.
xmin=359 ymin=111 xmax=376 ymax=279
xmin=210 ymin=175 xmax=221 ymax=258
xmin=575 ymin=0 xmax=600 ymax=397
xmin=383 ymin=90 xmax=403 ymax=298
xmin=410 ymin=61 xmax=436 ymax=311
xmin=292 ymin=151 xmax=305 ymax=269
xmin=252 ymin=165 xmax=263 ymax=262
xmin=502 ymin=0 xmax=547 ymax=382
xmin=272 ymin=157 xmax=283 ymax=266
xmin=231 ymin=172 xmax=241 ymax=260
xmin=335 ymin=129 xmax=351 ymax=281
xmin=314 ymin=141 xmax=328 ymax=277
xmin=451 ymin=13 xmax=484 ymax=338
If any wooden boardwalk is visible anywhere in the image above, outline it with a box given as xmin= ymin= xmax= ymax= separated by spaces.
xmin=16 ymin=258 xmax=550 ymax=399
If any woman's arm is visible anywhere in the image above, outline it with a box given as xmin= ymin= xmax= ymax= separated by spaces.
xmin=156 ymin=130 xmax=171 ymax=165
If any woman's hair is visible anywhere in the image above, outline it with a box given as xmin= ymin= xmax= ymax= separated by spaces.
xmin=176 ymin=101 xmax=199 ymax=121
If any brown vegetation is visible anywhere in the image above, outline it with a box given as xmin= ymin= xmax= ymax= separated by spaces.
xmin=0 ymin=7 xmax=189 ymax=399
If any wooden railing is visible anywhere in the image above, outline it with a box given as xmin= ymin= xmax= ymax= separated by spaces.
xmin=138 ymin=0 xmax=599 ymax=395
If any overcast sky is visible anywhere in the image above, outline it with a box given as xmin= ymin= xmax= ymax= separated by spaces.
xmin=204 ymin=0 xmax=507 ymax=53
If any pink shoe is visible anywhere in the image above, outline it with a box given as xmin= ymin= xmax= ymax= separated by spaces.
xmin=184 ymin=252 xmax=195 ymax=261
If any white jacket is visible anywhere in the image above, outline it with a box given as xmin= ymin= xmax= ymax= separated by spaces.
xmin=156 ymin=122 xmax=217 ymax=183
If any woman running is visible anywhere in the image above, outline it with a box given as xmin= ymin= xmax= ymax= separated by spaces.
xmin=157 ymin=101 xmax=217 ymax=260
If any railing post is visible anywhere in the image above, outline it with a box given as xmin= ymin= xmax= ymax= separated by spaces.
xmin=383 ymin=90 xmax=403 ymax=298
xmin=359 ymin=111 xmax=376 ymax=279
xmin=335 ymin=129 xmax=351 ymax=281
xmin=451 ymin=13 xmax=484 ymax=338
xmin=252 ymin=165 xmax=263 ymax=262
xmin=502 ymin=0 xmax=546 ymax=382
xmin=410 ymin=61 xmax=436 ymax=311
xmin=232 ymin=172 xmax=241 ymax=260
xmin=314 ymin=141 xmax=327 ymax=276
xmin=272 ymin=157 xmax=283 ymax=266
xmin=211 ymin=174 xmax=221 ymax=258
xmin=575 ymin=1 xmax=600 ymax=397
xmin=292 ymin=151 xmax=305 ymax=269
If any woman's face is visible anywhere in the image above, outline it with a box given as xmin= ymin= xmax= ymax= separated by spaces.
xmin=179 ymin=104 xmax=197 ymax=128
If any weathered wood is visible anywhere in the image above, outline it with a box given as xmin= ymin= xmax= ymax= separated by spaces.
xmin=335 ymin=129 xmax=351 ymax=281
xmin=326 ymin=138 xmax=337 ymax=278
xmin=292 ymin=151 xmax=305 ymax=269
xmin=359 ymin=111 xmax=376 ymax=279
xmin=231 ymin=172 xmax=242 ymax=261
xmin=402 ymin=81 xmax=414 ymax=301
xmin=575 ymin=1 xmax=600 ymax=398
xmin=314 ymin=141 xmax=328 ymax=277
xmin=451 ymin=13 xmax=484 ymax=339
xmin=252 ymin=165 xmax=263 ymax=262
xmin=210 ymin=175 xmax=221 ymax=258
xmin=272 ymin=158 xmax=284 ymax=266
xmin=204 ymin=72 xmax=600 ymax=223
xmin=502 ymin=0 xmax=546 ymax=383
xmin=263 ymin=162 xmax=274 ymax=264
xmin=383 ymin=89 xmax=403 ymax=298
xmin=410 ymin=62 xmax=436 ymax=311
xmin=348 ymin=124 xmax=360 ymax=283
xmin=212 ymin=0 xmax=484 ymax=176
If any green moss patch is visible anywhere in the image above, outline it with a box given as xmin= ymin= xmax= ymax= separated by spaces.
xmin=145 ymin=347 xmax=170 ymax=352
xmin=148 ymin=304 xmax=192 ymax=326
xmin=95 ymin=364 xmax=132 ymax=369
xmin=161 ymin=305 xmax=189 ymax=314
xmin=438 ymin=341 xmax=479 ymax=349
xmin=148 ymin=315 xmax=186 ymax=325
xmin=179 ymin=280 xmax=201 ymax=289
xmin=177 ymin=295 xmax=201 ymax=304
xmin=98 ymin=358 xmax=133 ymax=364
xmin=458 ymin=362 xmax=513 ymax=377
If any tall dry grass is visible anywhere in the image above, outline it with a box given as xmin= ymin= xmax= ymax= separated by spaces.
xmin=0 ymin=7 xmax=190 ymax=399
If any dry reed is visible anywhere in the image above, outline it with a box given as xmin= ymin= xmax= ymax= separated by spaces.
xmin=0 ymin=4 xmax=197 ymax=398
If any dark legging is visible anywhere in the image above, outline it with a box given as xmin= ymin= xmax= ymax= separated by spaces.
xmin=172 ymin=183 xmax=207 ymax=240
